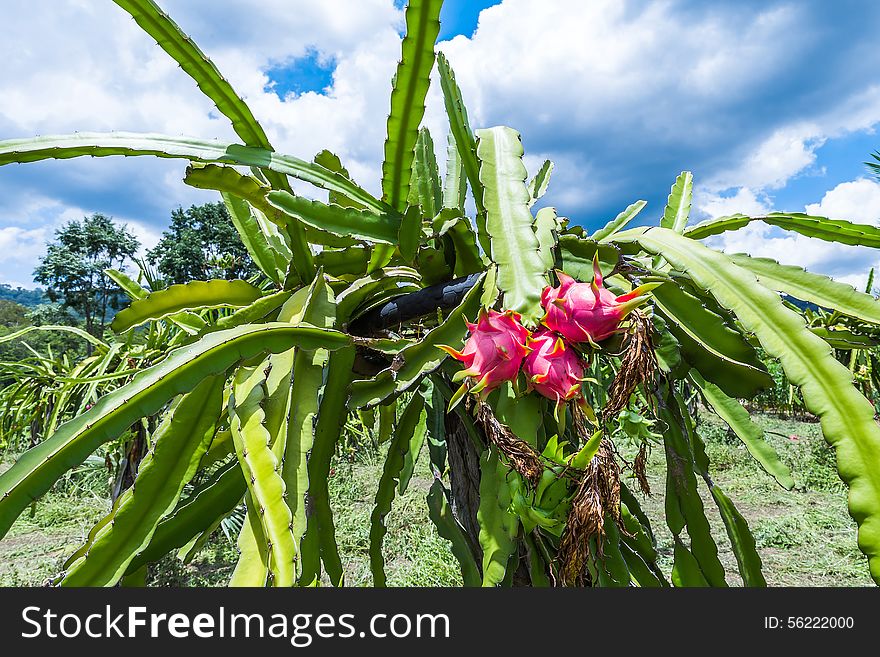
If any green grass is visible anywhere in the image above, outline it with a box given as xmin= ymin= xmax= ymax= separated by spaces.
xmin=627 ymin=412 xmax=871 ymax=587
xmin=0 ymin=445 xmax=462 ymax=588
xmin=0 ymin=411 xmax=873 ymax=587
xmin=0 ymin=458 xmax=110 ymax=586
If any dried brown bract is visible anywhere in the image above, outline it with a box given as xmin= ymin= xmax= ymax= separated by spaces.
xmin=634 ymin=442 xmax=651 ymax=495
xmin=605 ymin=311 xmax=658 ymax=418
xmin=557 ymin=438 xmax=623 ymax=586
xmin=474 ymin=401 xmax=544 ymax=489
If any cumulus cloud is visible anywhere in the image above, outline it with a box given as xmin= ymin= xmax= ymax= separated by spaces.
xmin=0 ymin=226 xmax=49 ymax=287
xmin=707 ymin=177 xmax=880 ymax=288
xmin=1 ymin=0 xmax=880 ymax=286
xmin=694 ymin=187 xmax=772 ymax=219
xmin=0 ymin=0 xmax=405 ymax=283
xmin=805 ymin=178 xmax=880 ymax=224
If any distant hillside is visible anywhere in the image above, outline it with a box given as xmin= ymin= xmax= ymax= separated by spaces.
xmin=0 ymin=283 xmax=45 ymax=307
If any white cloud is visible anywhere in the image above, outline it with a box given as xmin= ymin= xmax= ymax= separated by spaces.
xmin=0 ymin=0 xmax=406 ymax=284
xmin=707 ymin=177 xmax=880 ymax=287
xmin=124 ymin=219 xmax=162 ymax=258
xmin=805 ymin=178 xmax=880 ymax=224
xmin=695 ymin=187 xmax=772 ymax=219
xmin=702 ymin=87 xmax=880 ymax=197
xmin=1 ymin=0 xmax=880 ymax=288
xmin=705 ymin=124 xmax=825 ymax=193
xmin=0 ymin=226 xmax=49 ymax=273
xmin=432 ymin=0 xmax=801 ymax=134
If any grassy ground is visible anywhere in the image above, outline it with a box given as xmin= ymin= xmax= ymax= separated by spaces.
xmin=0 ymin=412 xmax=872 ymax=587
xmin=633 ymin=413 xmax=871 ymax=586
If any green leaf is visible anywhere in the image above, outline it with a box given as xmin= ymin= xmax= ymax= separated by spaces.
xmin=207 ymin=289 xmax=292 ymax=334
xmin=660 ymin=171 xmax=693 ymax=233
xmin=672 ymin=538 xmax=709 ymax=587
xmin=222 ymin=193 xmax=288 ymax=284
xmin=314 ymin=246 xmax=371 ymax=278
xmin=689 ymin=370 xmax=794 ymax=489
xmin=230 ymin=495 xmax=270 ymax=587
xmin=348 ymin=273 xmax=484 ymax=408
xmin=556 ymin=235 xmax=620 ymax=282
xmin=267 ymin=190 xmax=401 ymax=244
xmin=570 ymin=430 xmax=604 ymax=469
xmin=111 ymin=1 xmax=273 ymax=154
xmin=810 ymin=327 xmax=880 ymax=350
xmin=620 ymin=542 xmax=664 ymax=587
xmin=710 ymin=483 xmax=766 ymax=587
xmin=596 ymin=519 xmax=632 ymax=586
xmin=427 ymin=480 xmax=480 ymax=586
xmin=660 ymin=394 xmax=727 ymax=587
xmin=686 ymin=212 xmax=880 ymax=248
xmin=184 ymin=163 xmax=276 ymax=215
xmin=0 ymin=132 xmax=388 ymax=213
xmin=281 ymin=275 xmax=336 ymax=582
xmin=125 ymin=459 xmax=246 ymax=574
xmin=381 ymin=0 xmax=442 ymax=211
xmin=0 ymin=323 xmax=348 ymax=540
xmin=534 ymin=207 xmax=561 ymax=273
xmin=111 ymin=279 xmax=262 ymax=332
xmin=436 ymin=52 xmax=488 ymax=252
xmin=370 ymin=391 xmax=427 ymax=586
xmin=409 ymin=127 xmax=442 ymax=218
xmin=435 ymin=211 xmax=483 ymax=276
xmin=527 ymin=159 xmax=554 ymax=207
xmin=475 ymin=126 xmax=548 ymax=323
xmin=591 ymin=200 xmax=647 ymax=243
xmin=184 ymin=162 xmax=306 ymax=257
xmin=731 ymin=254 xmax=880 ymax=325
xmin=492 ymin=383 xmax=543 ymax=447
xmin=230 ymin=365 xmax=297 ymax=586
xmin=105 ymin=268 xmax=148 ymax=300
xmin=653 ymin=281 xmax=772 ymax=398
xmin=620 ymin=498 xmax=658 ymax=564
xmin=442 ymin=132 xmax=467 ymax=212
xmin=477 ymin=447 xmax=519 ymax=586
xmin=523 ymin=533 xmax=552 ymax=587
xmin=60 ymin=376 xmax=224 ymax=586
xmin=313 ymin=150 xmax=366 ymax=210
xmin=0 ymin=324 xmax=108 ymax=350
xmin=677 ymin=392 xmax=766 ymax=587
xmin=335 ymin=267 xmax=422 ymax=325
xmin=626 ymin=227 xmax=880 ymax=583
xmin=398 ymin=205 xmax=424 ymax=264
xmin=299 ymin=346 xmax=356 ymax=586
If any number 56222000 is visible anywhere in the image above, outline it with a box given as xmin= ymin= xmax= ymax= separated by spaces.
xmin=764 ymin=617 xmax=854 ymax=629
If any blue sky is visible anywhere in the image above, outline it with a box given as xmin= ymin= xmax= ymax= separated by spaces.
xmin=0 ymin=0 xmax=879 ymax=289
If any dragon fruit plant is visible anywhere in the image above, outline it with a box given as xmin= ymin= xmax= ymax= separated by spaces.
xmin=2 ymin=0 xmax=880 ymax=588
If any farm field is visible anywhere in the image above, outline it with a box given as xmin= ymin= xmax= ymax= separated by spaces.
xmin=1 ymin=412 xmax=869 ymax=587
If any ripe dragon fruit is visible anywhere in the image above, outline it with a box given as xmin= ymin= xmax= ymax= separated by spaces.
xmin=541 ymin=257 xmax=657 ymax=344
xmin=439 ymin=309 xmax=531 ymax=408
xmin=522 ymin=330 xmax=586 ymax=407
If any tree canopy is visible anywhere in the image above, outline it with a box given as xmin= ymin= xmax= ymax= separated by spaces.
xmin=33 ymin=213 xmax=139 ymax=338
xmin=147 ymin=202 xmax=257 ymax=284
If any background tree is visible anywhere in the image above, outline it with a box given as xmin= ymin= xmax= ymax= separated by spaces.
xmin=33 ymin=213 xmax=139 ymax=339
xmin=0 ymin=283 xmax=44 ymax=306
xmin=147 ymin=202 xmax=256 ymax=284
xmin=0 ymin=299 xmax=27 ymax=329
xmin=0 ymin=300 xmax=30 ymax=364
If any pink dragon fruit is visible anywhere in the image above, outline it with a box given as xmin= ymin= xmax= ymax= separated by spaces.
xmin=439 ymin=309 xmax=530 ymax=407
xmin=541 ymin=257 xmax=656 ymax=344
xmin=522 ymin=330 xmax=586 ymax=406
